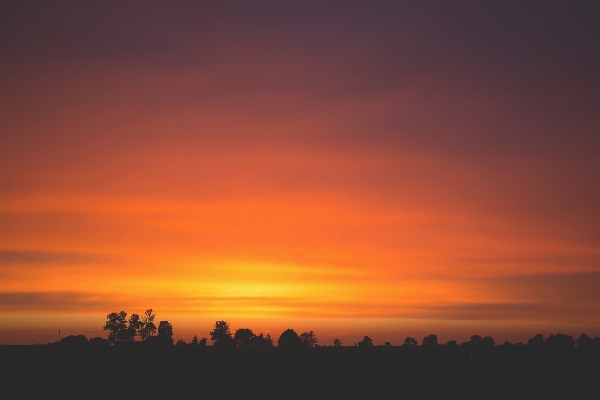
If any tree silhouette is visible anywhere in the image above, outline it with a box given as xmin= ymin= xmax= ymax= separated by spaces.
xmin=103 ymin=311 xmax=127 ymax=343
xmin=234 ymin=328 xmax=255 ymax=347
xmin=527 ymin=333 xmax=544 ymax=348
xmin=446 ymin=340 xmax=457 ymax=346
xmin=576 ymin=333 xmax=593 ymax=348
xmin=157 ymin=321 xmax=174 ymax=345
xmin=60 ymin=334 xmax=88 ymax=346
xmin=199 ymin=337 xmax=207 ymax=347
xmin=481 ymin=336 xmax=495 ymax=346
xmin=545 ymin=333 xmax=574 ymax=348
xmin=128 ymin=314 xmax=143 ymax=340
xmin=89 ymin=336 xmax=110 ymax=347
xmin=210 ymin=321 xmax=234 ymax=347
xmin=278 ymin=329 xmax=301 ymax=347
xmin=422 ymin=334 xmax=438 ymax=346
xmin=333 ymin=338 xmax=342 ymax=347
xmin=403 ymin=337 xmax=418 ymax=347
xmin=300 ymin=331 xmax=318 ymax=347
xmin=470 ymin=335 xmax=482 ymax=345
xmin=191 ymin=335 xmax=199 ymax=346
xmin=253 ymin=333 xmax=274 ymax=348
xmin=139 ymin=309 xmax=157 ymax=341
xmin=358 ymin=336 xmax=373 ymax=347
xmin=176 ymin=339 xmax=186 ymax=346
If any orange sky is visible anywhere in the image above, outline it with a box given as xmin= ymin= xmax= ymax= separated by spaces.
xmin=1 ymin=2 xmax=599 ymax=345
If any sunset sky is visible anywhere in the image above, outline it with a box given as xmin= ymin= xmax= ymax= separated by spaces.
xmin=1 ymin=1 xmax=599 ymax=345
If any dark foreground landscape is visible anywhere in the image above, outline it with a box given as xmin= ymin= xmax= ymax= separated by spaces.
xmin=2 ymin=345 xmax=599 ymax=400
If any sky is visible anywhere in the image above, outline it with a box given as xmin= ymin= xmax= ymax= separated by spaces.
xmin=1 ymin=1 xmax=599 ymax=345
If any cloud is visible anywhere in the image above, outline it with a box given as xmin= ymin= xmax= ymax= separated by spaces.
xmin=0 ymin=250 xmax=115 ymax=266
xmin=0 ymin=292 xmax=121 ymax=313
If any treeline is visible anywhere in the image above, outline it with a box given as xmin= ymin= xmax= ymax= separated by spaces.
xmin=51 ymin=310 xmax=600 ymax=351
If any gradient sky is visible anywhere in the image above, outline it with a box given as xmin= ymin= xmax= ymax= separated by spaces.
xmin=1 ymin=1 xmax=600 ymax=345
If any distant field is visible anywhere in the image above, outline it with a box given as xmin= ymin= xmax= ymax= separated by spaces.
xmin=2 ymin=345 xmax=599 ymax=399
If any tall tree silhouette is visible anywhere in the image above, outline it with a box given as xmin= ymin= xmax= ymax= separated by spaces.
xmin=300 ymin=331 xmax=318 ymax=347
xmin=103 ymin=311 xmax=127 ymax=343
xmin=210 ymin=321 xmax=234 ymax=347
xmin=333 ymin=338 xmax=342 ymax=347
xmin=157 ymin=321 xmax=174 ymax=345
xmin=128 ymin=314 xmax=143 ymax=340
xmin=139 ymin=309 xmax=157 ymax=341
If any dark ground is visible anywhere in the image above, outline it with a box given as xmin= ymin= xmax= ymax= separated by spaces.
xmin=1 ymin=345 xmax=599 ymax=399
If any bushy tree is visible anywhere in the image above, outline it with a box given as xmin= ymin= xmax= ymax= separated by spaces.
xmin=157 ymin=321 xmax=174 ymax=345
xmin=128 ymin=314 xmax=143 ymax=339
xmin=89 ymin=336 xmax=110 ymax=347
xmin=470 ymin=335 xmax=482 ymax=345
xmin=199 ymin=337 xmax=207 ymax=347
xmin=481 ymin=336 xmax=495 ymax=346
xmin=253 ymin=333 xmax=274 ymax=348
xmin=403 ymin=337 xmax=418 ymax=347
xmin=527 ymin=333 xmax=544 ymax=348
xmin=210 ymin=321 xmax=234 ymax=347
xmin=300 ymin=331 xmax=318 ymax=347
xmin=577 ymin=333 xmax=593 ymax=348
xmin=234 ymin=328 xmax=255 ymax=347
xmin=103 ymin=311 xmax=127 ymax=343
xmin=60 ymin=334 xmax=88 ymax=346
xmin=545 ymin=333 xmax=574 ymax=348
xmin=422 ymin=334 xmax=438 ymax=346
xmin=333 ymin=338 xmax=342 ymax=347
xmin=139 ymin=309 xmax=157 ymax=341
xmin=446 ymin=340 xmax=457 ymax=346
xmin=278 ymin=329 xmax=301 ymax=347
xmin=358 ymin=336 xmax=373 ymax=347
